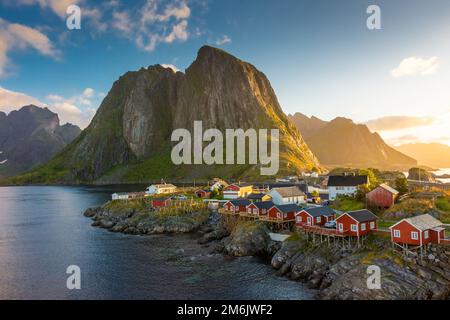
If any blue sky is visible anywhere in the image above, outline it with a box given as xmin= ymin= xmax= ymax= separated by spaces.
xmin=0 ymin=0 xmax=449 ymax=146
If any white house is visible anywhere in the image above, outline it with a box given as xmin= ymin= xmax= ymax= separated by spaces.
xmin=327 ymin=175 xmax=369 ymax=200
xmin=210 ymin=179 xmax=228 ymax=191
xmin=145 ymin=183 xmax=177 ymax=195
xmin=112 ymin=192 xmax=130 ymax=200
xmin=268 ymin=186 xmax=306 ymax=205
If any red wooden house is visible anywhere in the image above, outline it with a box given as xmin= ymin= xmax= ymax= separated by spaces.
xmin=335 ymin=209 xmax=378 ymax=236
xmin=223 ymin=199 xmax=251 ymax=214
xmin=390 ymin=214 xmax=445 ymax=246
xmin=246 ymin=201 xmax=274 ymax=216
xmin=223 ymin=183 xmax=253 ymax=200
xmin=366 ymin=184 xmax=399 ymax=208
xmin=152 ymin=197 xmax=172 ymax=208
xmin=296 ymin=206 xmax=336 ymax=227
xmin=267 ymin=204 xmax=300 ymax=221
xmin=195 ymin=189 xmax=211 ymax=198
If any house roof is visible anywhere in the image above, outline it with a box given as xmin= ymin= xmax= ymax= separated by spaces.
xmin=391 ymin=214 xmax=443 ymax=231
xmin=247 ymin=193 xmax=269 ymax=200
xmin=378 ymin=184 xmax=399 ymax=195
xmin=302 ymin=206 xmax=336 ymax=217
xmin=195 ymin=188 xmax=210 ymax=193
xmin=228 ymin=199 xmax=252 ymax=206
xmin=327 ymin=175 xmax=368 ymax=187
xmin=252 ymin=201 xmax=275 ymax=209
xmin=271 ymin=186 xmax=306 ymax=198
xmin=345 ymin=209 xmax=378 ymax=222
xmin=273 ymin=204 xmax=302 ymax=213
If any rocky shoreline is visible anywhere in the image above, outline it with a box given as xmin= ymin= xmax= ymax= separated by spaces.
xmin=84 ymin=205 xmax=450 ymax=300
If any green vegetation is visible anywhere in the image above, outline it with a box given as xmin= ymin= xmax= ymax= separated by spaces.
xmin=377 ymin=219 xmax=396 ymax=229
xmin=395 ymin=176 xmax=409 ymax=194
xmin=331 ymin=196 xmax=365 ymax=212
xmin=384 ymin=198 xmax=434 ymax=217
xmin=436 ymin=197 xmax=450 ymax=212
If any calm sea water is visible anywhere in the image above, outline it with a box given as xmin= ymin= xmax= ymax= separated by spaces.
xmin=0 ymin=186 xmax=313 ymax=300
xmin=433 ymin=168 xmax=450 ymax=184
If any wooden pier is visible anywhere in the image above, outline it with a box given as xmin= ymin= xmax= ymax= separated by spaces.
xmin=218 ymin=208 xmax=294 ymax=231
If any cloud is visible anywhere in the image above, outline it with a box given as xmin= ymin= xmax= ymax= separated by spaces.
xmin=365 ymin=116 xmax=434 ymax=132
xmin=161 ymin=64 xmax=179 ymax=72
xmin=112 ymin=11 xmax=132 ymax=34
xmin=391 ymin=56 xmax=440 ymax=78
xmin=215 ymin=35 xmax=231 ymax=46
xmin=14 ymin=0 xmax=79 ymax=18
xmin=0 ymin=86 xmax=44 ymax=113
xmin=83 ymin=88 xmax=95 ymax=98
xmin=116 ymin=0 xmax=193 ymax=52
xmin=0 ymin=86 xmax=98 ymax=128
xmin=0 ymin=18 xmax=59 ymax=76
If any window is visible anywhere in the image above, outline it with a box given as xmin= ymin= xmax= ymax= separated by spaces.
xmin=370 ymin=222 xmax=375 ymax=229
xmin=277 ymin=212 xmax=281 ymax=219
xmin=247 ymin=208 xmax=251 ymax=213
xmin=296 ymin=216 xmax=300 ymax=222
xmin=317 ymin=217 xmax=321 ymax=223
xmin=394 ymin=230 xmax=400 ymax=238
xmin=411 ymin=231 xmax=419 ymax=240
xmin=361 ymin=223 xmax=366 ymax=231
xmin=351 ymin=224 xmax=357 ymax=232
xmin=424 ymin=230 xmax=429 ymax=239
xmin=284 ymin=213 xmax=287 ymax=218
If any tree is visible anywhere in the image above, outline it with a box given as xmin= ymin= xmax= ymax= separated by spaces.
xmin=395 ymin=176 xmax=409 ymax=195
xmin=356 ymin=184 xmax=370 ymax=201
xmin=359 ymin=168 xmax=378 ymax=189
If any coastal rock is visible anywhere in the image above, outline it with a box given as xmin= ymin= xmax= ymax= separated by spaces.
xmin=224 ymin=221 xmax=271 ymax=257
xmin=84 ymin=201 xmax=210 ymax=235
xmin=271 ymin=239 xmax=305 ymax=270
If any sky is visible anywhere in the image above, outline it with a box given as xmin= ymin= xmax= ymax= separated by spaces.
xmin=0 ymin=0 xmax=449 ymax=146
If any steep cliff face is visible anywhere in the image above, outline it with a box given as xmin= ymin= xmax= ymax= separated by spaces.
xmin=8 ymin=46 xmax=320 ymax=184
xmin=0 ymin=105 xmax=81 ymax=177
xmin=289 ymin=113 xmax=417 ymax=170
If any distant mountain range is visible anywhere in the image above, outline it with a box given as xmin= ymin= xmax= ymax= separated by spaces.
xmin=0 ymin=105 xmax=81 ymax=178
xmin=396 ymin=143 xmax=450 ymax=169
xmin=288 ymin=113 xmax=417 ymax=170
xmin=5 ymin=46 xmax=320 ymax=184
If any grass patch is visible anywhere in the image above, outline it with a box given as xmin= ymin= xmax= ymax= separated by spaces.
xmin=436 ymin=197 xmax=450 ymax=212
xmin=331 ymin=196 xmax=365 ymax=212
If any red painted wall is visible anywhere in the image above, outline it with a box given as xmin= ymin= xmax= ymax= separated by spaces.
xmin=224 ymin=185 xmax=240 ymax=192
xmin=391 ymin=221 xmax=423 ymax=246
xmin=152 ymin=199 xmax=170 ymax=207
xmin=268 ymin=207 xmax=295 ymax=221
xmin=335 ymin=214 xmax=376 ymax=236
xmin=367 ymin=187 xmax=396 ymax=208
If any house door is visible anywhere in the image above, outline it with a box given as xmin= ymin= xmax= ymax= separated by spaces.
xmin=338 ymin=223 xmax=343 ymax=232
xmin=307 ymin=217 xmax=312 ymax=225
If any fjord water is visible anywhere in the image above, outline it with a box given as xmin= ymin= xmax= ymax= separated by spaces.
xmin=0 ymin=186 xmax=312 ymax=300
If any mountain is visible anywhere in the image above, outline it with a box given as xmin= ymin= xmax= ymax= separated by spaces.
xmin=288 ymin=112 xmax=327 ymax=139
xmin=288 ymin=113 xmax=417 ymax=170
xmin=396 ymin=143 xmax=450 ymax=168
xmin=0 ymin=105 xmax=81 ymax=178
xmin=7 ymin=46 xmax=320 ymax=184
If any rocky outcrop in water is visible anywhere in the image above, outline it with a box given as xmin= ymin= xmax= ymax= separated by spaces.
xmin=84 ymin=203 xmax=210 ymax=235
